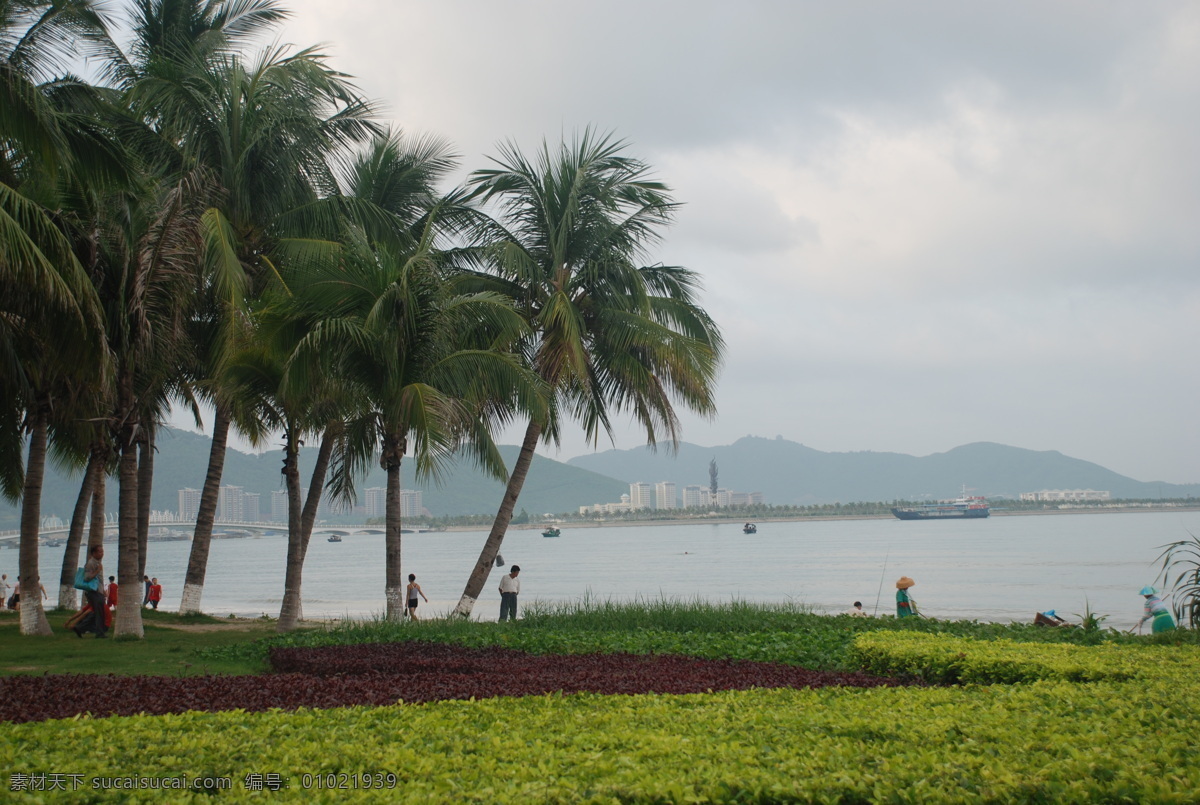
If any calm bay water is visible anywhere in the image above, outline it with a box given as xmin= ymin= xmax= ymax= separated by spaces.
xmin=25 ymin=510 xmax=1200 ymax=630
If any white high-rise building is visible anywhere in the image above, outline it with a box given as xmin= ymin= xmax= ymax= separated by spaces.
xmin=217 ymin=485 xmax=245 ymax=522
xmin=682 ymin=485 xmax=705 ymax=509
xmin=400 ymin=489 xmax=423 ymax=518
xmin=243 ymin=492 xmax=261 ymax=523
xmin=629 ymin=482 xmax=653 ymax=510
xmin=178 ymin=488 xmax=202 ymax=521
xmin=655 ymin=481 xmax=677 ymax=510
xmin=363 ymin=487 xmax=422 ymax=518
xmin=271 ymin=490 xmax=288 ymax=522
xmin=364 ymin=487 xmax=386 ymax=518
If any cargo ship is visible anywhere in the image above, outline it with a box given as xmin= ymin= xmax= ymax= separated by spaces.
xmin=891 ymin=492 xmax=989 ymax=521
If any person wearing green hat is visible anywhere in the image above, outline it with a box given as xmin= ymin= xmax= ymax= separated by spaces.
xmin=1136 ymin=586 xmax=1175 ymax=633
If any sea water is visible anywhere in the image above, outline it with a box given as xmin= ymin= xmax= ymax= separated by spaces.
xmin=24 ymin=510 xmax=1200 ymax=630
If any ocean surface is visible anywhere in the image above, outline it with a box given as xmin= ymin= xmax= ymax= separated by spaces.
xmin=22 ymin=510 xmax=1200 ymax=630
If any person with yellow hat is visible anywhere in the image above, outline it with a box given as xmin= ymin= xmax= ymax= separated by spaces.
xmin=1136 ymin=586 xmax=1175 ymax=633
xmin=895 ymin=577 xmax=917 ymax=618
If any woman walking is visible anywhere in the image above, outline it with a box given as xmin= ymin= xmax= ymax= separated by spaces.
xmin=406 ymin=574 xmax=429 ymax=622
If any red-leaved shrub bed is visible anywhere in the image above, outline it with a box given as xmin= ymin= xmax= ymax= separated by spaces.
xmin=0 ymin=642 xmax=916 ymax=724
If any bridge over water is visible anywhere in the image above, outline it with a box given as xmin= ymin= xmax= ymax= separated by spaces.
xmin=0 ymin=521 xmax=396 ymax=549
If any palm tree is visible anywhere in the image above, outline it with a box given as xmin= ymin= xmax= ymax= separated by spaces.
xmin=289 ymin=219 xmax=542 ymax=620
xmin=96 ymin=0 xmax=292 ymax=618
xmin=2 ymin=0 xmax=116 ymax=635
xmin=220 ymin=293 xmax=362 ymax=632
xmin=54 ymin=434 xmax=110 ymax=610
xmin=136 ymin=45 xmax=380 ymax=614
xmin=452 ymin=130 xmax=723 ymax=617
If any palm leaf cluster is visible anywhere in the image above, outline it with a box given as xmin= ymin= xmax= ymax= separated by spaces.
xmin=2 ymin=2 xmax=723 ymax=635
xmin=1158 ymin=534 xmax=1200 ymax=629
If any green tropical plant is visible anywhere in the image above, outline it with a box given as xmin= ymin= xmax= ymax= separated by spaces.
xmin=452 ymin=129 xmax=723 ymax=617
xmin=1157 ymin=531 xmax=1200 ymax=629
xmin=2 ymin=0 xmax=117 ymax=635
xmin=263 ymin=130 xmax=543 ymax=621
xmin=287 ymin=223 xmax=542 ymax=620
xmin=143 ymin=43 xmax=379 ymax=615
xmin=1073 ymin=599 xmax=1110 ymax=633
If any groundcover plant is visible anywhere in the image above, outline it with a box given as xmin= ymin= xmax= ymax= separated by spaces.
xmin=0 ymin=641 xmax=913 ymax=723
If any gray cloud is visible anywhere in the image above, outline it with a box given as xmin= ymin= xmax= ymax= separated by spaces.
xmin=249 ymin=0 xmax=1200 ymax=483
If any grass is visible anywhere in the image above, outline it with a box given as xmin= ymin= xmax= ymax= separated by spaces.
xmin=196 ymin=596 xmax=1200 ymax=671
xmin=4 ymin=599 xmax=1199 ymax=803
xmin=6 ymin=598 xmax=1198 ymax=678
xmin=0 ymin=607 xmax=279 ymax=676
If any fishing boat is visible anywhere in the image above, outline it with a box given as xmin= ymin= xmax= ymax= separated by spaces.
xmin=327 ymin=534 xmax=343 ymax=543
xmin=742 ymin=523 xmax=757 ymax=534
xmin=542 ymin=527 xmax=561 ymax=538
xmin=891 ymin=492 xmax=989 ymax=521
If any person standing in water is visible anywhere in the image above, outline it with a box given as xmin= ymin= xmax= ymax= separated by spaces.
xmin=1136 ymin=586 xmax=1175 ymax=633
xmin=895 ymin=577 xmax=917 ymax=618
xmin=406 ymin=574 xmax=429 ymax=621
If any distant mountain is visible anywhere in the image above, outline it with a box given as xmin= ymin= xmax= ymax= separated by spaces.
xmin=0 ymin=428 xmax=629 ymax=529
xmin=566 ymin=436 xmax=1200 ymax=504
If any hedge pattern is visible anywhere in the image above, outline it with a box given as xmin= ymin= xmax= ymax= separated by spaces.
xmin=0 ymin=642 xmax=910 ymax=724
xmin=3 ymin=681 xmax=1198 ymax=803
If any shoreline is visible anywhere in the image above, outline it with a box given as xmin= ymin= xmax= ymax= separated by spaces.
xmin=455 ymin=504 xmax=1200 ymax=532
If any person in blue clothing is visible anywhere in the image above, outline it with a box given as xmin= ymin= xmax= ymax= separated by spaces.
xmin=1136 ymin=586 xmax=1175 ymax=633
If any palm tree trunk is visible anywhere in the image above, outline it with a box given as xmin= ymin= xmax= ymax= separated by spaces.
xmin=18 ymin=407 xmax=53 ymax=636
xmin=113 ymin=436 xmax=144 ymax=638
xmin=382 ymin=433 xmax=406 ymax=620
xmin=276 ymin=429 xmax=304 ymax=630
xmin=89 ymin=460 xmax=106 ymax=551
xmin=278 ymin=428 xmax=335 ymax=632
xmin=113 ymin=368 xmax=144 ymax=638
xmin=453 ymin=419 xmax=542 ymax=618
xmin=57 ymin=448 xmax=101 ymax=610
xmin=179 ymin=404 xmax=231 ymax=613
xmin=136 ymin=426 xmax=154 ymax=580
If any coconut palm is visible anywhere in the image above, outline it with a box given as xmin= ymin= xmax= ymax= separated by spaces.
xmin=2 ymin=0 xmax=117 ymax=635
xmin=452 ymin=130 xmax=723 ymax=617
xmin=283 ymin=131 xmax=545 ymax=620
xmin=288 ymin=219 xmax=543 ymax=620
xmin=133 ymin=45 xmax=380 ymax=614
xmin=219 ymin=291 xmax=364 ymax=632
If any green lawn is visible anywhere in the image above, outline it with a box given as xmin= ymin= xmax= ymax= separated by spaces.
xmin=0 ymin=608 xmax=277 ymax=676
xmin=3 ymin=601 xmax=1198 ymax=803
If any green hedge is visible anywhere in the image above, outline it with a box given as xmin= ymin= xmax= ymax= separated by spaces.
xmin=4 ymin=679 xmax=1199 ymax=803
xmin=851 ymin=631 xmax=1200 ymax=684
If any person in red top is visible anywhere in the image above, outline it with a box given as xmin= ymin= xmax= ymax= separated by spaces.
xmin=104 ymin=575 xmax=117 ymax=628
xmin=147 ymin=578 xmax=162 ymax=609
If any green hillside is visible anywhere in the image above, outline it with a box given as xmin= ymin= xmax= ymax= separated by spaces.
xmin=0 ymin=429 xmax=629 ymax=528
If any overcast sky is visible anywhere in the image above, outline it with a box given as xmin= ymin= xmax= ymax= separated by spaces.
xmin=177 ymin=1 xmax=1199 ymax=484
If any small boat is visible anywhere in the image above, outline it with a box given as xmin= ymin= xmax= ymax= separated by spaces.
xmin=327 ymin=534 xmax=343 ymax=543
xmin=743 ymin=523 xmax=757 ymax=534
xmin=542 ymin=527 xmax=561 ymax=538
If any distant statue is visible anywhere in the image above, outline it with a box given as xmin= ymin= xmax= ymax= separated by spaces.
xmin=709 ymin=458 xmax=718 ymax=496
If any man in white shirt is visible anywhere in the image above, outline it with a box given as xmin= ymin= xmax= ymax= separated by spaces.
xmin=499 ymin=565 xmax=521 ymax=622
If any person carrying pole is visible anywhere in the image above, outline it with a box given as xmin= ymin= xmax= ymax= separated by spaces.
xmin=1135 ymin=586 xmax=1175 ymax=633
xmin=895 ymin=576 xmax=918 ymax=618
